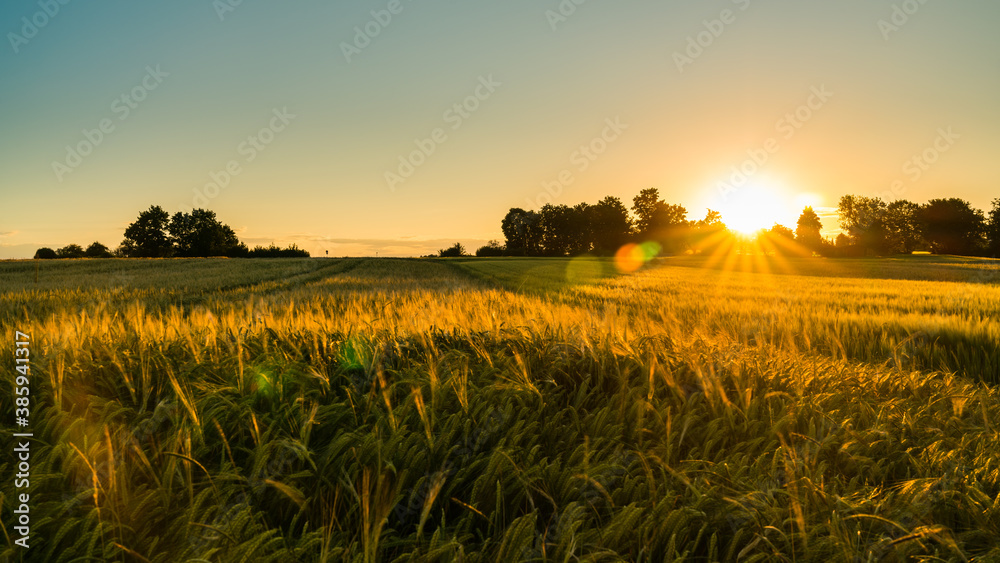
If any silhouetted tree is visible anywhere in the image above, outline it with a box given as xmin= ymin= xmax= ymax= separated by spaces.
xmin=56 ymin=244 xmax=86 ymax=258
xmin=795 ymin=207 xmax=824 ymax=254
xmin=987 ymin=198 xmax=1000 ymax=257
xmin=475 ymin=240 xmax=505 ymax=257
xmin=34 ymin=247 xmax=57 ymax=259
xmin=589 ymin=196 xmax=633 ymax=254
xmin=501 ymin=208 xmax=542 ymax=256
xmin=568 ymin=202 xmax=594 ymax=255
xmin=838 ymin=195 xmax=887 ymax=255
xmin=122 ymin=205 xmax=173 ymax=257
xmin=169 ymin=209 xmax=245 ymax=257
xmin=918 ymin=198 xmax=985 ymax=256
xmin=84 ymin=242 xmax=113 ymax=258
xmin=631 ymin=188 xmax=688 ymax=253
xmin=246 ymin=244 xmax=308 ymax=258
xmin=883 ymin=200 xmax=923 ymax=255
xmin=759 ymin=224 xmax=795 ymax=256
xmin=834 ymin=233 xmax=855 ymax=257
xmin=632 ymin=188 xmax=662 ymax=238
xmin=539 ymin=204 xmax=577 ymax=256
xmin=769 ymin=224 xmax=795 ymax=239
xmin=438 ymin=242 xmax=467 ymax=257
xmin=657 ymin=204 xmax=690 ymax=255
xmin=689 ymin=209 xmax=728 ymax=254
xmin=817 ymin=237 xmax=836 ymax=257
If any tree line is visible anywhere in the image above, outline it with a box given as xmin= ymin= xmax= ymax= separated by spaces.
xmin=34 ymin=194 xmax=1000 ymax=261
xmin=835 ymin=195 xmax=1000 ymax=257
xmin=482 ymin=188 xmax=761 ymax=257
xmin=34 ymin=205 xmax=309 ymax=259
xmin=455 ymin=189 xmax=1000 ymax=258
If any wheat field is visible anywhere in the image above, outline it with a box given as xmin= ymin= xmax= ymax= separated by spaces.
xmin=2 ymin=256 xmax=1000 ymax=562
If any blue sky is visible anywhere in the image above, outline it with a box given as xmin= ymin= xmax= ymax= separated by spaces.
xmin=1 ymin=0 xmax=998 ymax=257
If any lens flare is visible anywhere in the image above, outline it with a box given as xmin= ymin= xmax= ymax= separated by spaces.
xmin=614 ymin=242 xmax=660 ymax=273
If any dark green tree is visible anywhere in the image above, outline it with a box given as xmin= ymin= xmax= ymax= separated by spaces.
xmin=246 ymin=244 xmax=307 ymax=258
xmin=122 ymin=205 xmax=173 ymax=257
xmin=837 ymin=195 xmax=887 ymax=255
xmin=568 ymin=202 xmax=593 ymax=255
xmin=987 ymin=198 xmax=1000 ymax=257
xmin=501 ymin=208 xmax=543 ymax=256
xmin=883 ymin=200 xmax=922 ymax=255
xmin=169 ymin=209 xmax=244 ymax=257
xmin=33 ymin=247 xmax=57 ymax=259
xmin=589 ymin=196 xmax=633 ymax=254
xmin=918 ymin=198 xmax=986 ymax=256
xmin=84 ymin=241 xmax=113 ymax=258
xmin=438 ymin=242 xmax=467 ymax=257
xmin=56 ymin=244 xmax=86 ymax=258
xmin=539 ymin=204 xmax=577 ymax=256
xmin=475 ymin=240 xmax=505 ymax=257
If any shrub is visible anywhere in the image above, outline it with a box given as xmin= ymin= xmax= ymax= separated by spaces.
xmin=34 ymin=247 xmax=57 ymax=259
xmin=438 ymin=243 xmax=467 ymax=257
xmin=475 ymin=240 xmax=505 ymax=257
xmin=247 ymin=244 xmax=310 ymax=258
xmin=84 ymin=242 xmax=114 ymax=258
xmin=56 ymin=244 xmax=86 ymax=259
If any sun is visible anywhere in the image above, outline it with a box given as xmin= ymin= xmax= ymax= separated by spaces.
xmin=719 ymin=182 xmax=786 ymax=235
xmin=718 ymin=181 xmax=812 ymax=235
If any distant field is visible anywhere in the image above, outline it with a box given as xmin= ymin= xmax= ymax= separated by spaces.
xmin=453 ymin=255 xmax=1000 ymax=382
xmin=661 ymin=254 xmax=1000 ymax=283
xmin=2 ymin=256 xmax=1000 ymax=561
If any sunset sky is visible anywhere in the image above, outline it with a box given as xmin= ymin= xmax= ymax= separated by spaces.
xmin=1 ymin=1 xmax=998 ymax=258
